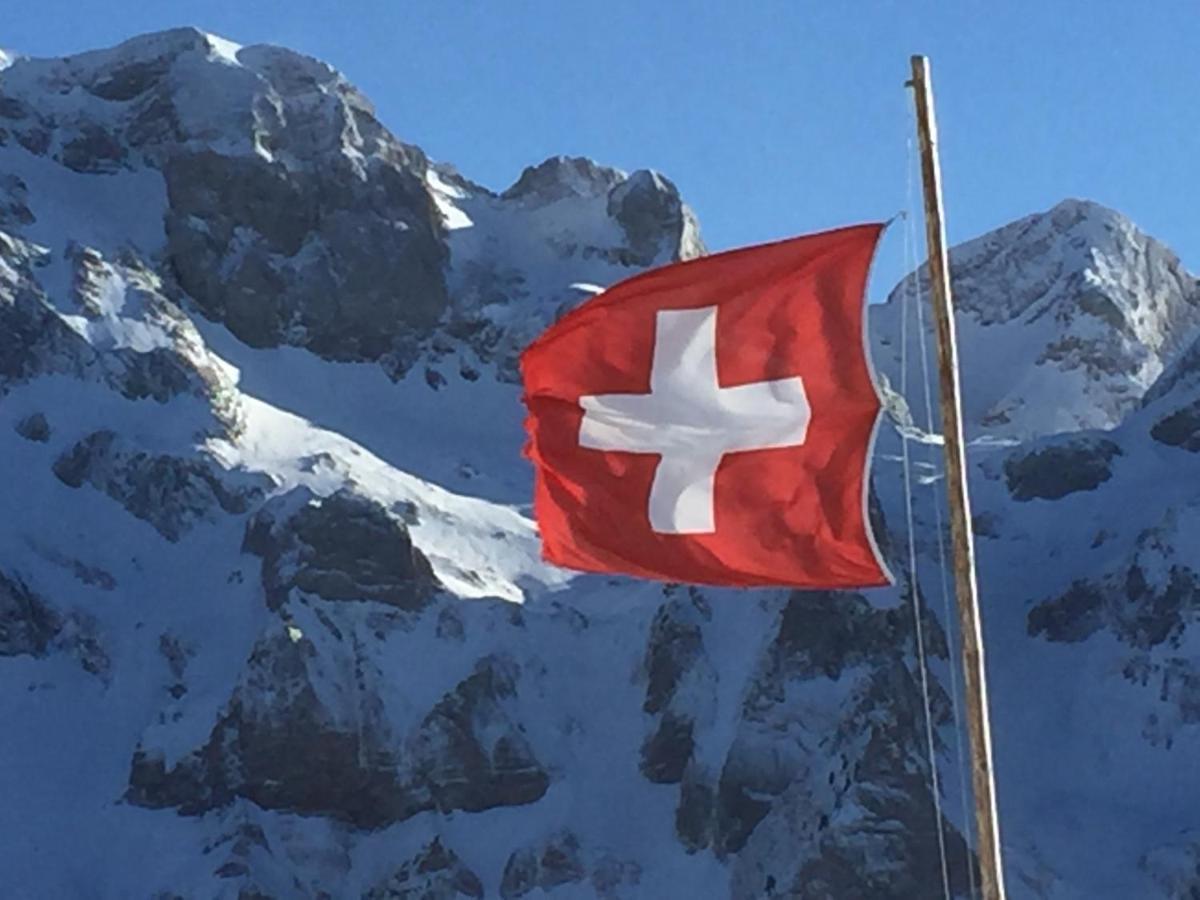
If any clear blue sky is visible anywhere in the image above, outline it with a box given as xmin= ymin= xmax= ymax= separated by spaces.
xmin=6 ymin=1 xmax=1198 ymax=299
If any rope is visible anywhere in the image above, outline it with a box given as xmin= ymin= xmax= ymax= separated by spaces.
xmin=900 ymin=132 xmax=953 ymax=900
xmin=909 ymin=144 xmax=979 ymax=900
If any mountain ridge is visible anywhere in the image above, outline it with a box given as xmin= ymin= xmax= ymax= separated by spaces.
xmin=1 ymin=28 xmax=1198 ymax=900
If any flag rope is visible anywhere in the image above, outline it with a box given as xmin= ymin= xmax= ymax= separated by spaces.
xmin=906 ymin=124 xmax=980 ymax=900
xmin=900 ymin=134 xmax=954 ymax=900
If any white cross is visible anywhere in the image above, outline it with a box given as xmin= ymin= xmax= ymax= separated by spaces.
xmin=578 ymin=305 xmax=811 ymax=534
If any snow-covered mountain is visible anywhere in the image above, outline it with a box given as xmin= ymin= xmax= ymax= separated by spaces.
xmin=873 ymin=198 xmax=1200 ymax=441
xmin=1 ymin=28 xmax=1197 ymax=899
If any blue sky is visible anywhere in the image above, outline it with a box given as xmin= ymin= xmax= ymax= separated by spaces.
xmin=6 ymin=1 xmax=1198 ymax=298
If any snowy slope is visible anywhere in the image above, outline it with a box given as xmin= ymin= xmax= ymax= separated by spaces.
xmin=1 ymin=27 xmax=1198 ymax=900
xmin=872 ymin=199 xmax=1200 ymax=440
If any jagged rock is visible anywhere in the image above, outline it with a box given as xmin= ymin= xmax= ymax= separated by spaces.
xmin=0 ymin=238 xmax=97 ymax=388
xmin=54 ymin=430 xmax=267 ymax=541
xmin=14 ymin=411 xmax=49 ymax=441
xmin=243 ymin=488 xmax=437 ymax=611
xmin=1028 ymin=514 xmax=1200 ymax=748
xmin=194 ymin=813 xmax=338 ymax=900
xmin=501 ymin=156 xmax=623 ymax=205
xmin=873 ymin=199 xmax=1200 ymax=439
xmin=406 ymin=654 xmax=550 ymax=814
xmin=588 ymin=855 xmax=643 ymax=899
xmin=163 ymin=148 xmax=447 ymax=360
xmin=0 ymin=236 xmax=240 ymax=432
xmin=500 ymin=832 xmax=640 ymax=899
xmin=641 ymin=711 xmax=695 ymax=785
xmin=675 ymin=766 xmax=717 ymax=852
xmin=638 ymin=591 xmax=714 ymax=785
xmin=0 ymin=571 xmax=108 ymax=677
xmin=435 ymin=155 xmax=706 ymax=383
xmin=127 ymin=643 xmax=548 ymax=829
xmin=58 ymin=611 xmax=111 ymax=681
xmin=1152 ymin=399 xmax=1200 ymax=451
xmin=0 ymin=571 xmax=61 ymax=657
xmin=673 ymin=591 xmax=971 ymax=899
xmin=127 ymin=625 xmax=418 ymax=827
xmin=0 ymin=173 xmax=33 ymax=225
xmin=643 ymin=594 xmax=707 ymax=716
xmin=60 ymin=123 xmax=127 ymax=173
xmin=500 ymin=831 xmax=586 ymax=898
xmin=3 ymin=29 xmax=451 ymax=364
xmin=366 ymin=838 xmax=483 ymax=900
xmin=1145 ymin=332 xmax=1200 ymax=450
xmin=1028 ymin=533 xmax=1199 ymax=649
xmin=61 ymin=245 xmax=242 ymax=430
xmin=607 ymin=169 xmax=704 ymax=266
xmin=1004 ymin=436 xmax=1121 ymax=501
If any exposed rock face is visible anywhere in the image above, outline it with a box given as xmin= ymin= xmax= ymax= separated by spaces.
xmin=0 ymin=232 xmax=240 ymax=433
xmin=608 ymin=169 xmax=704 ymax=267
xmin=496 ymin=156 xmax=702 ymax=266
xmin=53 ymin=430 xmax=267 ymax=541
xmin=500 ymin=831 xmax=586 ymax=897
xmin=0 ymin=28 xmax=450 ymax=362
xmin=1003 ymin=436 xmax=1122 ymax=501
xmin=1152 ymin=400 xmax=1200 ymax=451
xmin=429 ymin=154 xmax=706 ymax=383
xmin=872 ymin=199 xmax=1200 ymax=439
xmin=502 ymin=156 xmax=623 ymax=205
xmin=366 ymin=839 xmax=483 ymax=899
xmin=1147 ymin=333 xmax=1200 ymax=451
xmin=163 ymin=145 xmax=447 ymax=360
xmin=0 ymin=174 xmax=34 ymax=226
xmin=0 ymin=235 xmax=99 ymax=388
xmin=0 ymin=571 xmax=60 ymax=657
xmin=666 ymin=591 xmax=972 ymax=898
xmin=128 ymin=631 xmax=549 ymax=830
xmin=946 ymin=200 xmax=1198 ymax=330
xmin=165 ymin=811 xmax=350 ymax=900
xmin=1028 ymin=512 xmax=1200 ymax=749
xmin=1028 ymin=516 xmax=1199 ymax=649
xmin=14 ymin=410 xmax=49 ymax=441
xmin=243 ymin=487 xmax=438 ymax=611
xmin=407 ymin=654 xmax=550 ymax=815
xmin=639 ymin=591 xmax=712 ymax=785
xmin=128 ymin=625 xmax=417 ymax=828
xmin=499 ymin=831 xmax=642 ymax=899
xmin=0 ymin=571 xmax=109 ymax=678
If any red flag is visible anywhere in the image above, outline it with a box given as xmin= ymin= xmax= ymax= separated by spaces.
xmin=520 ymin=224 xmax=892 ymax=588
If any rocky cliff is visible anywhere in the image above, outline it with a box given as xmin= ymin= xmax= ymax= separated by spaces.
xmin=1 ymin=28 xmax=1197 ymax=900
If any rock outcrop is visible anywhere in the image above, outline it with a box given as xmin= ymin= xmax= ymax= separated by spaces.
xmin=243 ymin=487 xmax=438 ymax=611
xmin=0 ymin=570 xmax=60 ymax=657
xmin=53 ymin=430 xmax=266 ymax=541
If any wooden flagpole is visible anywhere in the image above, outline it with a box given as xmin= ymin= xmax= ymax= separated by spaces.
xmin=908 ymin=55 xmax=1008 ymax=900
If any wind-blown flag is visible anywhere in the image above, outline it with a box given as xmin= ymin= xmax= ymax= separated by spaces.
xmin=520 ymin=224 xmax=892 ymax=588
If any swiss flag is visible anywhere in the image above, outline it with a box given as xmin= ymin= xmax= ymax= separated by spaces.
xmin=520 ymin=224 xmax=892 ymax=588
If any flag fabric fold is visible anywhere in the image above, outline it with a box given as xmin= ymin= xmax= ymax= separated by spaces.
xmin=521 ymin=224 xmax=892 ymax=588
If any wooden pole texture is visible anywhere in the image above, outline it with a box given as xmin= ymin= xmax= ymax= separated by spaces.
xmin=908 ymin=54 xmax=1008 ymax=900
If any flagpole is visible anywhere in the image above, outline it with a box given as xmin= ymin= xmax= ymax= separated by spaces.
xmin=907 ymin=55 xmax=1008 ymax=900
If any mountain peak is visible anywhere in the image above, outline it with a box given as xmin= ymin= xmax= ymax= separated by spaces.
xmin=12 ymin=26 xmax=240 ymax=76
xmin=873 ymin=197 xmax=1200 ymax=440
xmin=501 ymin=155 xmax=625 ymax=204
xmin=0 ymin=27 xmax=370 ymax=169
xmin=939 ymin=197 xmax=1182 ymax=325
